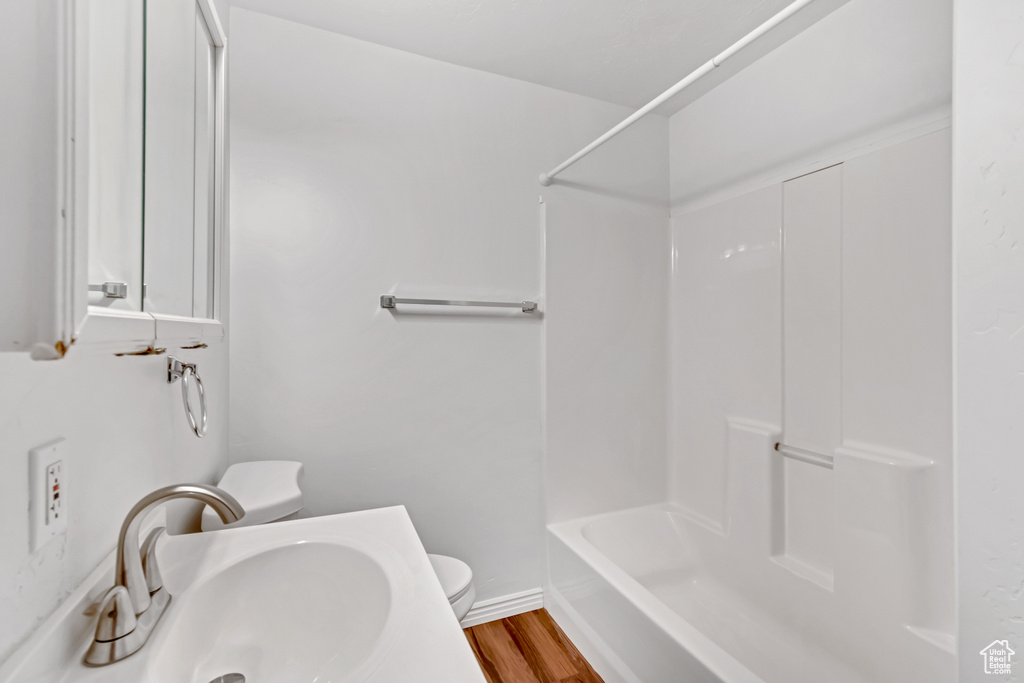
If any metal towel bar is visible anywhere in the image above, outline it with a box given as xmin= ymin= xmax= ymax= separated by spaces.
xmin=380 ymin=295 xmax=537 ymax=313
xmin=774 ymin=442 xmax=834 ymax=470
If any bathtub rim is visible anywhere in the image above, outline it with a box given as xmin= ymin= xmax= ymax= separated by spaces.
xmin=546 ymin=502 xmax=765 ymax=683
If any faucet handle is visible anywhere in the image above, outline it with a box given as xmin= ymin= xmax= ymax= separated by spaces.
xmin=140 ymin=527 xmax=166 ymax=594
xmin=93 ymin=586 xmax=138 ymax=642
xmin=84 ymin=586 xmax=145 ymax=666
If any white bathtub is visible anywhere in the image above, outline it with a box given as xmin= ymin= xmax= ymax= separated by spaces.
xmin=546 ymin=503 xmax=955 ymax=683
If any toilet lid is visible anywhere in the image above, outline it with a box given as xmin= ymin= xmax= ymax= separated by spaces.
xmin=202 ymin=461 xmax=305 ymax=531
xmin=427 ymin=554 xmax=473 ymax=602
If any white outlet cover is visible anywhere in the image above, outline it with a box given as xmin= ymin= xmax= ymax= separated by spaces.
xmin=29 ymin=438 xmax=67 ymax=553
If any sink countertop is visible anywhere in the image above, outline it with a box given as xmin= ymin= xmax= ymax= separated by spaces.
xmin=0 ymin=506 xmax=486 ymax=683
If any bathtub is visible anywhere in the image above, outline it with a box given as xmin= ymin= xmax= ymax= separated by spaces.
xmin=545 ymin=503 xmax=955 ymax=683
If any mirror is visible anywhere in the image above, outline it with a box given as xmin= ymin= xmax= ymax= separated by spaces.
xmin=82 ymin=0 xmax=222 ymax=322
xmin=143 ymin=0 xmax=220 ymax=319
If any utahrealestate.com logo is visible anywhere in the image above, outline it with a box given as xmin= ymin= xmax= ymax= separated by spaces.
xmin=980 ymin=640 xmax=1015 ymax=675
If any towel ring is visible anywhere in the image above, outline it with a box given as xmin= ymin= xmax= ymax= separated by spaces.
xmin=168 ymin=356 xmax=208 ymax=438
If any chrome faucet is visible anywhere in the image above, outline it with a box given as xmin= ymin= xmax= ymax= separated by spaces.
xmin=84 ymin=484 xmax=244 ymax=667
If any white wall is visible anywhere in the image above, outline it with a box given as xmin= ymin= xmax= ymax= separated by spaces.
xmin=227 ymin=7 xmax=667 ymax=605
xmin=953 ymin=1 xmax=1024 ymax=679
xmin=0 ymin=346 xmax=230 ymax=665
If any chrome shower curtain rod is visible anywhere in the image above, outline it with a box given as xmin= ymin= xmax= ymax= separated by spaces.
xmin=538 ymin=0 xmax=819 ymax=187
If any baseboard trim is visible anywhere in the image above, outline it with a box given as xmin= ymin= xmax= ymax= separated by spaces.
xmin=460 ymin=587 xmax=544 ymax=628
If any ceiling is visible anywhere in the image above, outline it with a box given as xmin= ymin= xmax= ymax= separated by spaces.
xmin=230 ymin=0 xmax=849 ymax=114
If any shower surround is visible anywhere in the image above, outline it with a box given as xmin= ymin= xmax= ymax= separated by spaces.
xmin=546 ymin=128 xmax=953 ymax=683
xmin=542 ymin=0 xmax=953 ymax=679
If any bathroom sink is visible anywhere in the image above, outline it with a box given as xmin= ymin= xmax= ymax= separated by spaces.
xmin=0 ymin=506 xmax=486 ymax=683
xmin=148 ymin=542 xmax=396 ymax=682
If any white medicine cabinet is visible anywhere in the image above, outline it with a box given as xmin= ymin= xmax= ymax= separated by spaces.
xmin=28 ymin=0 xmax=226 ymax=359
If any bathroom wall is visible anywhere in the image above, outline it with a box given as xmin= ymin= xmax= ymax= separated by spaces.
xmin=227 ymin=7 xmax=668 ymax=607
xmin=0 ymin=0 xmax=233 ymax=665
xmin=953 ymin=0 xmax=1024 ymax=677
xmin=0 ymin=348 xmax=230 ymax=664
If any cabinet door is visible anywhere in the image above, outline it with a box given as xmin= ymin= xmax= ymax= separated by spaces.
xmin=15 ymin=0 xmax=226 ymax=359
xmin=84 ymin=0 xmax=145 ymax=314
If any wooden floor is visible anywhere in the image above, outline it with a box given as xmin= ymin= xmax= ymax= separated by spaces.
xmin=464 ymin=609 xmax=604 ymax=683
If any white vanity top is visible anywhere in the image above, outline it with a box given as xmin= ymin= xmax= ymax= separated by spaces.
xmin=0 ymin=506 xmax=485 ymax=683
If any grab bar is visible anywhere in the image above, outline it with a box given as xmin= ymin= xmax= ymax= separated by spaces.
xmin=774 ymin=442 xmax=834 ymax=470
xmin=380 ymin=295 xmax=537 ymax=313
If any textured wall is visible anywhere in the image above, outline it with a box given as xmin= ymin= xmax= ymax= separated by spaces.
xmin=953 ymin=1 xmax=1024 ymax=679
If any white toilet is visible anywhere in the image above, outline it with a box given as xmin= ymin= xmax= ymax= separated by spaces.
xmin=426 ymin=552 xmax=476 ymax=622
xmin=202 ymin=460 xmax=476 ymax=622
xmin=201 ymin=460 xmax=306 ymax=531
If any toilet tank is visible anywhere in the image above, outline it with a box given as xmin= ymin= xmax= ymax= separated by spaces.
xmin=201 ymin=461 xmax=305 ymax=531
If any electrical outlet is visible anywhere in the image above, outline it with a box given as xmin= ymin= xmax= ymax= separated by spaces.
xmin=29 ymin=438 xmax=67 ymax=552
xmin=46 ymin=460 xmax=63 ymax=524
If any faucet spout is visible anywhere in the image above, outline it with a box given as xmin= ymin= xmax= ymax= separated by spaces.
xmin=86 ymin=483 xmax=244 ymax=667
xmin=116 ymin=484 xmax=244 ymax=615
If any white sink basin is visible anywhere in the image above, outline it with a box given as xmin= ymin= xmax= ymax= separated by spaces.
xmin=150 ymin=543 xmax=394 ymax=682
xmin=0 ymin=506 xmax=485 ymax=683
